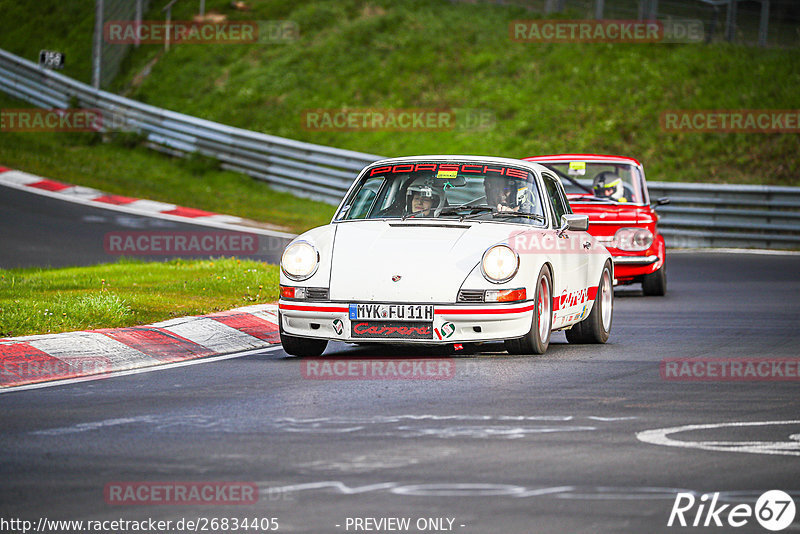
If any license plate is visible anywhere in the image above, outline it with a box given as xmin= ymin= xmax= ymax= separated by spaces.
xmin=350 ymin=321 xmax=433 ymax=340
xmin=349 ymin=303 xmax=434 ymax=322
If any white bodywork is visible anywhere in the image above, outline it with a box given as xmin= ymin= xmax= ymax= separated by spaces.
xmin=279 ymin=156 xmax=611 ymax=344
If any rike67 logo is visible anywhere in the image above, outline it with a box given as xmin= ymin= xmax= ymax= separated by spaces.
xmin=668 ymin=490 xmax=796 ymax=531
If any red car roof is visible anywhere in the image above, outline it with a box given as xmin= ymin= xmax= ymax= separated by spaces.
xmin=523 ymin=154 xmax=642 ymax=166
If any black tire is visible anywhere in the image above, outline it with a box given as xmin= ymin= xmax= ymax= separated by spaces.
xmin=279 ymin=332 xmax=328 ymax=357
xmin=642 ymin=262 xmax=667 ymax=296
xmin=278 ymin=313 xmax=328 ymax=357
xmin=505 ymin=266 xmax=552 ymax=355
xmin=566 ymin=261 xmax=613 ymax=344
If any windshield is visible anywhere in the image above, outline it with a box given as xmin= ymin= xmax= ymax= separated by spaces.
xmin=537 ymin=161 xmax=646 ymax=204
xmin=336 ymin=161 xmax=547 ymax=225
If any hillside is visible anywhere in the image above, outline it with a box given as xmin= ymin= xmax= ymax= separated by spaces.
xmin=1 ymin=0 xmax=799 ymax=186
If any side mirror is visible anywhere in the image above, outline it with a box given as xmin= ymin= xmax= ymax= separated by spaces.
xmin=560 ymin=213 xmax=589 ymax=232
xmin=653 ymin=197 xmax=670 ymax=208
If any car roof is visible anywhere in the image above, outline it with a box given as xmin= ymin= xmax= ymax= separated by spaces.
xmin=523 ymin=153 xmax=642 ymax=167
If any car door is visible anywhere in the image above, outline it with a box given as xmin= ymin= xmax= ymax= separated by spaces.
xmin=541 ymin=172 xmax=590 ymax=324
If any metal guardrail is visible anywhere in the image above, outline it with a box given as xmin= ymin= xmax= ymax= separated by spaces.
xmin=1 ymin=48 xmax=798 ymax=248
xmin=0 ymin=48 xmax=379 ymax=205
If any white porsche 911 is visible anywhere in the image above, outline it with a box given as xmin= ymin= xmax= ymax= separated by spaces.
xmin=278 ymin=156 xmax=613 ymax=356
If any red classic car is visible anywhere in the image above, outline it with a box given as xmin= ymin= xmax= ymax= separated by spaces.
xmin=523 ymin=154 xmax=669 ymax=296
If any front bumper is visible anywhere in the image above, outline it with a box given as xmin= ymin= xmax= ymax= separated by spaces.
xmin=278 ymin=300 xmax=535 ymax=344
xmin=612 ymin=255 xmax=659 ymax=266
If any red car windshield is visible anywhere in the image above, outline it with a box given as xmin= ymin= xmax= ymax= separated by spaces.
xmin=537 ymin=161 xmax=646 ymax=204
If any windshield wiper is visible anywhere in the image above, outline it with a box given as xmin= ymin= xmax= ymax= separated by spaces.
xmin=570 ymin=196 xmax=617 ymax=203
xmin=460 ymin=210 xmax=546 ymax=223
xmin=438 ymin=206 xmax=493 ymax=218
xmin=489 ymin=212 xmax=546 ymax=222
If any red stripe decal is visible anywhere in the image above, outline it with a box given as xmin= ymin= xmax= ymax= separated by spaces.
xmin=28 ymin=179 xmax=71 ymax=192
xmin=435 ymin=304 xmax=535 ymax=315
xmin=93 ymin=194 xmax=138 ymax=205
xmin=162 ymin=206 xmax=216 ymax=218
xmin=587 ymin=285 xmax=599 ymax=300
xmin=553 ymin=285 xmax=600 ymax=311
xmin=209 ymin=313 xmax=281 ymax=343
xmin=0 ymin=167 xmax=10 ymax=173
xmin=0 ymin=342 xmax=80 ymax=387
xmin=279 ymin=303 xmax=349 ymax=313
xmin=100 ymin=327 xmax=214 ymax=362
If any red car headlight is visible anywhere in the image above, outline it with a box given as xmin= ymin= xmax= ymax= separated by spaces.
xmin=614 ymin=228 xmax=653 ymax=251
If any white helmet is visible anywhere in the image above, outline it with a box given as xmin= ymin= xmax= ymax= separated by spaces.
xmin=406 ymin=176 xmax=445 ymax=215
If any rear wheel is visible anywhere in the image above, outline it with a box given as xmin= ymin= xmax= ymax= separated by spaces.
xmin=505 ymin=266 xmax=552 ymax=355
xmin=566 ymin=261 xmax=613 ymax=344
xmin=642 ymin=262 xmax=667 ymax=296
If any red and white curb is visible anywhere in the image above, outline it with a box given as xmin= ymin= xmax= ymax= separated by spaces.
xmin=0 ymin=166 xmax=295 ymax=238
xmin=0 ymin=304 xmax=281 ymax=391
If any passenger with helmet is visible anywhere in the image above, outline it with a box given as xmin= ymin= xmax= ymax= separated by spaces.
xmin=592 ymin=171 xmax=629 ymax=202
xmin=484 ymin=176 xmax=537 ymax=213
xmin=405 ymin=176 xmax=444 ymax=217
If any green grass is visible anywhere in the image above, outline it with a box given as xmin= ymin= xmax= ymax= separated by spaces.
xmin=0 ymin=258 xmax=280 ymax=337
xmin=106 ymin=0 xmax=799 ymax=186
xmin=0 ymin=93 xmax=336 ymax=234
xmin=1 ymin=0 xmax=799 ymax=192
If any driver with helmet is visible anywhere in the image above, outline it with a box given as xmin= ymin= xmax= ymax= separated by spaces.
xmin=405 ymin=176 xmax=444 ymax=217
xmin=592 ymin=171 xmax=629 ymax=202
xmin=484 ymin=176 xmax=536 ymax=213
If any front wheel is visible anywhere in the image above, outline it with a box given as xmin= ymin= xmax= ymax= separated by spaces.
xmin=642 ymin=262 xmax=667 ymax=296
xmin=279 ymin=314 xmax=328 ymax=357
xmin=505 ymin=266 xmax=552 ymax=355
xmin=566 ymin=261 xmax=613 ymax=344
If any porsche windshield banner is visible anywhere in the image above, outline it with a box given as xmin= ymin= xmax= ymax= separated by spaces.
xmin=368 ymin=163 xmax=529 ymax=180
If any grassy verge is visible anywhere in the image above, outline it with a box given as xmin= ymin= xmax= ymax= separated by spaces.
xmin=0 ymin=93 xmax=337 ymax=234
xmin=0 ymin=258 xmax=280 ymax=337
xmin=106 ymin=0 xmax=798 ymax=186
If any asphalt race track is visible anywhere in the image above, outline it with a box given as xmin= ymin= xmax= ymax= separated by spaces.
xmin=1 ymin=252 xmax=798 ymax=533
xmin=0 ymin=185 xmax=290 ymax=268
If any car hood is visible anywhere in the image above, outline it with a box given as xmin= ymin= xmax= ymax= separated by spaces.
xmin=329 ymin=220 xmax=523 ymax=302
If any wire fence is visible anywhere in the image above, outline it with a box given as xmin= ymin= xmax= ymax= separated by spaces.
xmin=92 ymin=0 xmax=150 ymax=88
xmin=455 ymin=0 xmax=800 ymax=47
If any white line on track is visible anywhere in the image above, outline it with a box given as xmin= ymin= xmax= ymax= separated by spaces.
xmin=0 ymin=345 xmax=284 ymax=394
xmin=637 ymin=420 xmax=800 ymax=456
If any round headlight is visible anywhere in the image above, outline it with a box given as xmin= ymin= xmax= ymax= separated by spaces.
xmin=281 ymin=241 xmax=319 ymax=280
xmin=481 ymin=244 xmax=520 ymax=283
xmin=614 ymin=228 xmax=653 ymax=251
